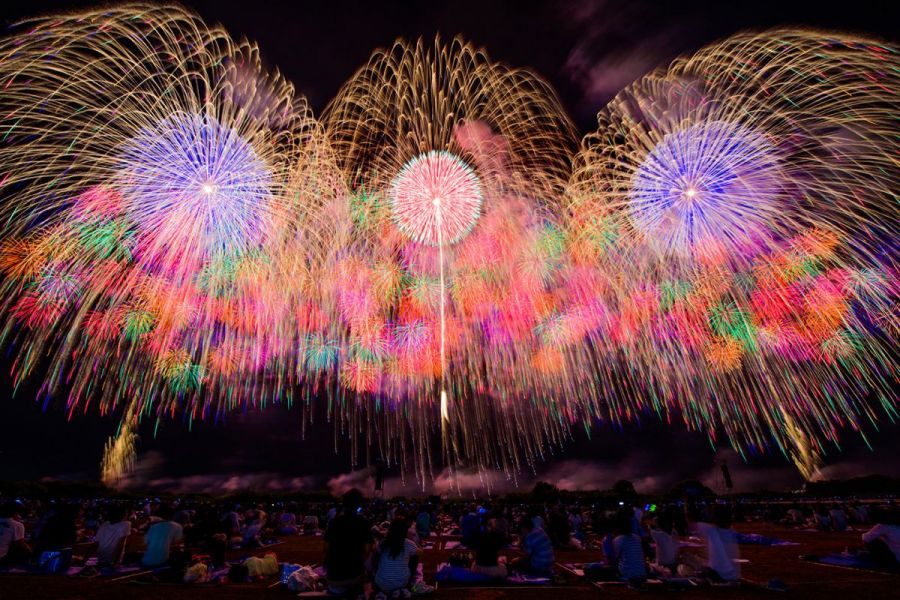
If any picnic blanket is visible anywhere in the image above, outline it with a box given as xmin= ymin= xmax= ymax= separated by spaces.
xmin=736 ymin=533 xmax=799 ymax=546
xmin=434 ymin=563 xmax=551 ymax=586
xmin=801 ymin=553 xmax=900 ymax=575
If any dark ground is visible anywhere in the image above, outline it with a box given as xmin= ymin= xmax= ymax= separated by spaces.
xmin=1 ymin=521 xmax=897 ymax=599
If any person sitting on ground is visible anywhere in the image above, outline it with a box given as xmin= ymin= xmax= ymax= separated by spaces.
xmin=487 ymin=508 xmax=510 ymax=542
xmin=95 ymin=505 xmax=132 ymax=566
xmin=829 ymin=505 xmax=848 ymax=532
xmin=786 ymin=505 xmax=805 ymax=526
xmin=812 ymin=505 xmax=831 ymax=531
xmin=34 ymin=503 xmax=80 ymax=554
xmin=609 ymin=510 xmax=647 ymax=583
xmin=649 ymin=509 xmax=679 ymax=573
xmin=847 ymin=503 xmax=865 ymax=525
xmin=252 ymin=505 xmax=268 ymax=529
xmin=324 ymin=489 xmax=373 ymax=597
xmin=373 ymin=517 xmax=420 ymax=597
xmin=241 ymin=511 xmax=264 ymax=548
xmin=471 ymin=517 xmax=508 ymax=579
xmin=302 ymin=511 xmax=320 ymax=534
xmin=530 ymin=509 xmax=547 ymax=532
xmin=221 ymin=504 xmax=242 ymax=539
xmin=547 ymin=505 xmax=573 ymax=549
xmin=172 ymin=505 xmax=193 ymax=528
xmin=860 ymin=509 xmax=900 ymax=568
xmin=459 ymin=505 xmax=482 ymax=548
xmin=510 ymin=516 xmax=554 ymax=576
xmin=569 ymin=507 xmax=584 ymax=540
xmin=326 ymin=503 xmax=338 ymax=524
xmin=0 ymin=503 xmax=29 ymax=566
xmin=278 ymin=506 xmax=298 ymax=535
xmin=142 ymin=504 xmax=184 ymax=568
xmin=415 ymin=507 xmax=432 ymax=540
xmin=687 ymin=504 xmax=740 ymax=582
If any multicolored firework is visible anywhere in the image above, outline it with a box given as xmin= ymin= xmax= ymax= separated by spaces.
xmin=321 ymin=37 xmax=579 ymax=477
xmin=391 ymin=151 xmax=483 ymax=247
xmin=566 ymin=30 xmax=899 ymax=474
xmin=629 ymin=120 xmax=781 ymax=256
xmin=0 ymin=5 xmax=897 ymax=487
xmin=0 ymin=4 xmax=346 ymax=482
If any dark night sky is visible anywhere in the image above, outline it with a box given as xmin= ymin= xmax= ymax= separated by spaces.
xmin=0 ymin=0 xmax=898 ymax=494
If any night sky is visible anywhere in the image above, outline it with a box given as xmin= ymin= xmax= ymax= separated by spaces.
xmin=1 ymin=0 xmax=898 ymax=495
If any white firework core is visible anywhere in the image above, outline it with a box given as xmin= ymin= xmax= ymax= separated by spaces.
xmin=390 ymin=150 xmax=482 ymax=247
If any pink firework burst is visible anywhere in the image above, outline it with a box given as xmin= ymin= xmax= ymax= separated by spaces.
xmin=390 ymin=151 xmax=482 ymax=246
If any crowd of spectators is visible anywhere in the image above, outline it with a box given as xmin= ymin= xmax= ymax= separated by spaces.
xmin=0 ymin=491 xmax=897 ymax=595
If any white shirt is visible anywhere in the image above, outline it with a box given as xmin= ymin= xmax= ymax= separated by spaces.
xmin=0 ymin=517 xmax=25 ymax=559
xmin=95 ymin=520 xmax=132 ymax=564
xmin=696 ymin=522 xmax=740 ymax=581
xmin=142 ymin=521 xmax=183 ymax=566
xmin=650 ymin=529 xmax=679 ymax=566
xmin=862 ymin=524 xmax=900 ymax=561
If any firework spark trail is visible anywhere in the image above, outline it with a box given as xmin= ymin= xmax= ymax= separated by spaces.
xmin=0 ymin=4 xmax=347 ymax=479
xmin=323 ymin=37 xmax=580 ymax=482
xmin=565 ymin=29 xmax=898 ymax=476
xmin=0 ymin=8 xmax=896 ymax=486
xmin=390 ymin=150 xmax=483 ymax=470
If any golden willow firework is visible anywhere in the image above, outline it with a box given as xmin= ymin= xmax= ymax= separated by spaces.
xmin=321 ymin=37 xmax=580 ymax=478
xmin=0 ymin=3 xmax=346 ymax=482
xmin=564 ymin=30 xmax=898 ymax=476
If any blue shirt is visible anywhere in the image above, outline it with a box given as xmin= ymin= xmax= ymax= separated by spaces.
xmin=142 ymin=521 xmax=183 ymax=567
xmin=523 ymin=528 xmax=554 ymax=571
xmin=460 ymin=513 xmax=481 ymax=546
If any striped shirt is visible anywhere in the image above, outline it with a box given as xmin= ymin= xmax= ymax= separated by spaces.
xmin=374 ymin=538 xmax=419 ymax=591
xmin=612 ymin=533 xmax=647 ymax=579
xmin=523 ymin=528 xmax=554 ymax=571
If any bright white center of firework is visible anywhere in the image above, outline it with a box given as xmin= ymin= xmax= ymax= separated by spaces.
xmin=117 ymin=113 xmax=272 ymax=258
xmin=390 ymin=151 xmax=482 ymax=246
xmin=630 ymin=120 xmax=780 ymax=256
